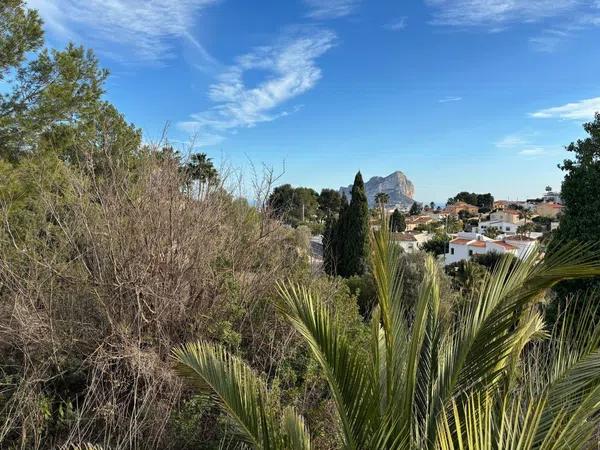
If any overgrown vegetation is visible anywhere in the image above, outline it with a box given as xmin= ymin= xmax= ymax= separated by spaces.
xmin=2 ymin=1 xmax=600 ymax=449
xmin=175 ymin=217 xmax=600 ymax=449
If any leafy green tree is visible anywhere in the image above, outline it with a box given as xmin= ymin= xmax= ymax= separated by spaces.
xmin=422 ymin=231 xmax=450 ymax=256
xmin=340 ymin=172 xmax=369 ymax=277
xmin=409 ymin=201 xmax=422 ymax=216
xmin=317 ymin=188 xmax=341 ymax=218
xmin=0 ymin=1 xmax=43 ymax=76
xmin=549 ymin=113 xmax=600 ymax=315
xmin=268 ymin=185 xmax=319 ymax=226
xmin=0 ymin=0 xmax=142 ymax=171
xmin=449 ymin=192 xmax=494 ymax=209
xmin=429 ymin=201 xmax=435 ymax=210
xmin=175 ymin=222 xmax=600 ymax=449
xmin=1 ymin=23 xmax=107 ymax=162
xmin=40 ymin=101 xmax=142 ymax=174
xmin=389 ymin=208 xmax=406 ymax=232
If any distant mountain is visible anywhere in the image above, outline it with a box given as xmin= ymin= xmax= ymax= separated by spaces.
xmin=340 ymin=171 xmax=415 ymax=207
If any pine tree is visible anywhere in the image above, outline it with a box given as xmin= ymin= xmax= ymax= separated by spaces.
xmin=341 ymin=172 xmax=370 ymax=276
xmin=409 ymin=202 xmax=422 ymax=216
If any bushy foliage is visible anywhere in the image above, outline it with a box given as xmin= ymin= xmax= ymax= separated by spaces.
xmin=549 ymin=113 xmax=600 ymax=316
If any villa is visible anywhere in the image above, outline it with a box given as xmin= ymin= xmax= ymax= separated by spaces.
xmin=476 ymin=209 xmax=524 ymax=235
xmin=445 ymin=231 xmax=537 ymax=265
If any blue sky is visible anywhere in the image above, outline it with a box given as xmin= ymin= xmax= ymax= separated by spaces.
xmin=29 ymin=0 xmax=600 ymax=202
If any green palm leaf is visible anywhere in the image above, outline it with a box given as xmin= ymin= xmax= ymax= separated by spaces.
xmin=172 ymin=342 xmax=311 ymax=450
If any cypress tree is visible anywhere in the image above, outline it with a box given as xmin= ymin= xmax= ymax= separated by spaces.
xmin=323 ymin=215 xmax=337 ymax=275
xmin=335 ymin=193 xmax=349 ymax=276
xmin=342 ymin=172 xmax=370 ymax=276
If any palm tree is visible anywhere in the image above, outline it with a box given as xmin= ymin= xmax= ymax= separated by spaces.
xmin=173 ymin=218 xmax=600 ymax=449
xmin=186 ymin=152 xmax=218 ymax=199
xmin=375 ymin=192 xmax=390 ymax=209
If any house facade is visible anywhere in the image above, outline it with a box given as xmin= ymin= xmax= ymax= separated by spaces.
xmin=476 ymin=210 xmax=524 ymax=235
xmin=391 ymin=232 xmax=432 ymax=253
xmin=405 ymin=215 xmax=435 ymax=231
xmin=444 ymin=201 xmax=479 ymax=216
xmin=535 ymin=202 xmax=563 ymax=218
xmin=445 ymin=232 xmax=521 ymax=265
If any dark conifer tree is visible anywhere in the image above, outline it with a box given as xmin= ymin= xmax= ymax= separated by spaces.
xmin=335 ymin=193 xmax=349 ymax=276
xmin=389 ymin=208 xmax=406 ymax=232
xmin=323 ymin=215 xmax=337 ymax=275
xmin=341 ymin=172 xmax=370 ymax=276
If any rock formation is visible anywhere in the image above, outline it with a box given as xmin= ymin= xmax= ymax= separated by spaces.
xmin=340 ymin=171 xmax=415 ymax=207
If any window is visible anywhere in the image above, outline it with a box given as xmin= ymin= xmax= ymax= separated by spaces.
xmin=450 ymin=248 xmax=454 ymax=255
xmin=506 ymin=227 xmax=510 ymax=231
xmin=468 ymin=249 xmax=473 ymax=256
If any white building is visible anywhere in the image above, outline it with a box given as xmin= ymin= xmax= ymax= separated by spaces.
xmin=391 ymin=232 xmax=432 ymax=253
xmin=477 ymin=210 xmax=524 ymax=235
xmin=543 ymin=190 xmax=562 ymax=204
xmin=503 ymin=235 xmax=539 ymax=259
xmin=445 ymin=232 xmax=522 ymax=265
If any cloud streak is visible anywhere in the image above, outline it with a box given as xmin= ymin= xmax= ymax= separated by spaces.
xmin=530 ymin=97 xmax=600 ymax=120
xmin=179 ymin=28 xmax=336 ymax=142
xmin=27 ymin=0 xmax=219 ymax=63
xmin=384 ymin=17 xmax=408 ymax=31
xmin=425 ymin=0 xmax=582 ymax=27
xmin=304 ymin=0 xmax=361 ymax=19
xmin=519 ymin=148 xmax=545 ymax=156
xmin=439 ymin=96 xmax=462 ymax=103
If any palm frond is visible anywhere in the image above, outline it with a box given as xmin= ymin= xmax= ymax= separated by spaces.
xmin=276 ymin=282 xmax=377 ymax=449
xmin=172 ymin=342 xmax=310 ymax=450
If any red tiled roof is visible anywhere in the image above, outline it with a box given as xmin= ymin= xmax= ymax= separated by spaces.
xmin=492 ymin=240 xmax=517 ymax=250
xmin=469 ymin=240 xmax=487 ymax=248
xmin=450 ymin=238 xmax=471 ymax=245
xmin=391 ymin=233 xmax=417 ymax=242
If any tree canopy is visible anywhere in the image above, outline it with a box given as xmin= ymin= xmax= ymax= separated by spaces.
xmin=447 ymin=192 xmax=494 ymax=209
xmin=549 ymin=113 xmax=600 ymax=317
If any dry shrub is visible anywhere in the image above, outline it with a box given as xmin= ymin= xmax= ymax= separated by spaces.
xmin=0 ymin=153 xmax=310 ymax=448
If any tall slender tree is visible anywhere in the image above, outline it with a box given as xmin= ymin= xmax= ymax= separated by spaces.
xmin=334 ymin=193 xmax=349 ymax=276
xmin=341 ymin=172 xmax=370 ymax=276
xmin=322 ymin=215 xmax=337 ymax=275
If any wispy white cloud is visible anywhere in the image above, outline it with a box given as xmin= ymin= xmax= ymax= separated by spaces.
xmin=179 ymin=28 xmax=336 ymax=143
xmin=529 ymin=29 xmax=570 ymax=52
xmin=439 ymin=96 xmax=462 ymax=103
xmin=384 ymin=17 xmax=407 ymax=31
xmin=495 ymin=133 xmax=550 ymax=157
xmin=495 ymin=134 xmax=529 ymax=148
xmin=530 ymin=97 xmax=600 ymax=120
xmin=425 ymin=0 xmax=582 ymax=27
xmin=304 ymin=0 xmax=361 ymax=19
xmin=519 ymin=147 xmax=546 ymax=156
xmin=26 ymin=0 xmax=219 ymax=63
